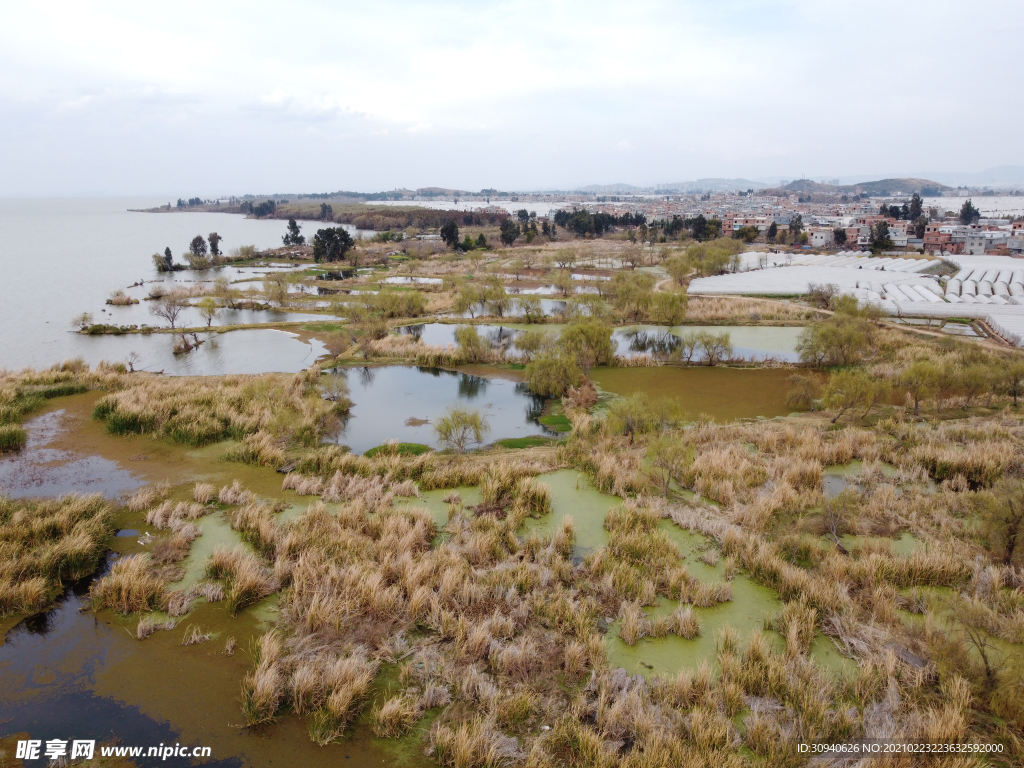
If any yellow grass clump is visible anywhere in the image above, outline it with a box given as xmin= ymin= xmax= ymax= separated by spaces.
xmin=1 ymin=494 xmax=115 ymax=616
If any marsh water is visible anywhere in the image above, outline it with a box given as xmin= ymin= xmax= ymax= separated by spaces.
xmin=0 ymin=197 xmax=362 ymax=371
xmin=591 ymin=366 xmax=802 ymax=421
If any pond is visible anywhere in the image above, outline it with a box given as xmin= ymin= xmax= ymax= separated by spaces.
xmin=521 ymin=469 xmax=620 ymax=554
xmin=606 ymin=521 xmax=855 ymax=679
xmin=397 ymin=323 xmax=803 ymax=362
xmin=591 ymin=367 xmax=806 ymax=421
xmin=0 ymin=408 xmax=144 ymax=499
xmin=443 ymin=298 xmax=568 ymax=319
xmin=613 ymin=325 xmax=803 ymax=362
xmin=328 ymin=365 xmax=551 ymax=454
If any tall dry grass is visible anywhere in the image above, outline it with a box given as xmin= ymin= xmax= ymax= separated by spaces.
xmin=1 ymin=494 xmax=115 ymax=615
xmin=92 ymin=369 xmax=333 ymax=461
xmin=90 ymin=554 xmax=166 ymax=614
xmin=206 ymin=545 xmax=279 ymax=615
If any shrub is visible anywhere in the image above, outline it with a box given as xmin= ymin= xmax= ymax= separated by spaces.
xmin=525 ymin=350 xmax=583 ymax=398
xmin=434 ymin=407 xmax=490 ymax=453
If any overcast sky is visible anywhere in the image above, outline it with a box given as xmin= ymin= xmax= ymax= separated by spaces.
xmin=1 ymin=0 xmax=1021 ymax=196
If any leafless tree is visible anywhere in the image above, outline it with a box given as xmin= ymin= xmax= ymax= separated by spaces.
xmin=149 ymin=296 xmax=188 ymax=329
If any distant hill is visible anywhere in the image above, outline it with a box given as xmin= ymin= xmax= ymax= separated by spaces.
xmin=575 ymin=183 xmax=645 ymax=194
xmin=659 ymin=178 xmax=763 ymax=193
xmin=758 ymin=177 xmax=950 ymax=197
xmin=576 ymin=178 xmax=763 ymax=194
xmin=910 ymin=166 xmax=1024 ymax=188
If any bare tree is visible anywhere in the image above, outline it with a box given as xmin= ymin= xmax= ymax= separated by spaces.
xmin=149 ymin=296 xmax=188 ymax=329
xmin=622 ymin=246 xmax=644 ymax=270
xmin=554 ymin=249 xmax=577 ymax=270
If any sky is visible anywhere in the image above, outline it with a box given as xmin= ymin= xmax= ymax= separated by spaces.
xmin=1 ymin=0 xmax=1022 ymax=196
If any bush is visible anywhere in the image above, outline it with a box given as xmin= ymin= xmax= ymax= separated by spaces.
xmin=455 ymin=326 xmax=487 ymax=363
xmin=371 ymin=288 xmax=426 ymax=318
xmin=559 ymin=319 xmax=614 ymax=369
xmin=525 ymin=350 xmax=583 ymax=398
xmin=604 ymin=393 xmax=679 ymax=439
xmin=434 ymin=407 xmax=489 ymax=452
xmin=798 ymin=315 xmax=873 ymax=366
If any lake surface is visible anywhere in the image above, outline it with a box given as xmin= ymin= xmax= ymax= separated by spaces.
xmin=0 ymin=197 xmax=357 ymax=371
xmin=330 ymin=365 xmax=550 ymax=454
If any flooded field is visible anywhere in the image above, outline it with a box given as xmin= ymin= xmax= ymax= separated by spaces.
xmin=0 ymin=395 xmax=432 ymax=767
xmin=590 ymin=366 xmax=803 ymax=421
xmin=0 ymin=560 xmax=432 ymax=768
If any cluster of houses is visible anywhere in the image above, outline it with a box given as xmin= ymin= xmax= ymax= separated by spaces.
xmin=560 ymin=191 xmax=1023 ymax=256
xmin=922 ymin=221 xmax=1024 ymax=256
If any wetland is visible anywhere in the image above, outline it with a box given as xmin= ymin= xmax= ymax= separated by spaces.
xmin=2 ymin=199 xmax=1024 ymax=767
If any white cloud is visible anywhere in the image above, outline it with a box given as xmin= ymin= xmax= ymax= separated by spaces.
xmin=0 ymin=0 xmax=1021 ymax=194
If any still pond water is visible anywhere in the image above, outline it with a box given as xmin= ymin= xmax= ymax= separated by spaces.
xmin=400 ymin=323 xmax=803 ymax=362
xmin=330 ymin=365 xmax=550 ymax=454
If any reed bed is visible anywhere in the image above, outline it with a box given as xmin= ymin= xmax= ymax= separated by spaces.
xmin=125 ymin=482 xmax=171 ymax=512
xmin=90 ymin=554 xmax=166 ymax=614
xmin=0 ymin=494 xmax=115 ymax=615
xmin=685 ymin=295 xmax=818 ymax=324
xmin=91 ymin=369 xmax=334 ymax=460
xmin=206 ymin=544 xmax=279 ymax=615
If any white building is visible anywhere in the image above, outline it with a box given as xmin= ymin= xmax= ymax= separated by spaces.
xmin=808 ymin=227 xmax=834 ymax=248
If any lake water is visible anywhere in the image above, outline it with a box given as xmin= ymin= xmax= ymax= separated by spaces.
xmin=0 ymin=197 xmax=357 ymax=371
xmin=330 ymin=365 xmax=550 ymax=454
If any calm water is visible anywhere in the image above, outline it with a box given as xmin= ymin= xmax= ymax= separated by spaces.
xmin=399 ymin=323 xmax=802 ymax=361
xmin=591 ymin=366 xmax=806 ymax=421
xmin=615 ymin=324 xmax=803 ymax=362
xmin=0 ymin=409 xmax=144 ymax=499
xmin=331 ymin=365 xmax=549 ymax=454
xmin=71 ymin=329 xmax=328 ymax=375
xmin=0 ymin=197 xmax=357 ymax=372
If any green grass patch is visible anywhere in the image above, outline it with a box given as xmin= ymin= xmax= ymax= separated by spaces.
xmin=539 ymin=414 xmax=572 ymax=432
xmin=364 ymin=442 xmax=432 ymax=458
xmin=39 ymin=383 xmax=89 ymax=399
xmin=0 ymin=424 xmax=27 ymax=452
xmin=495 ymin=436 xmax=556 ymax=449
